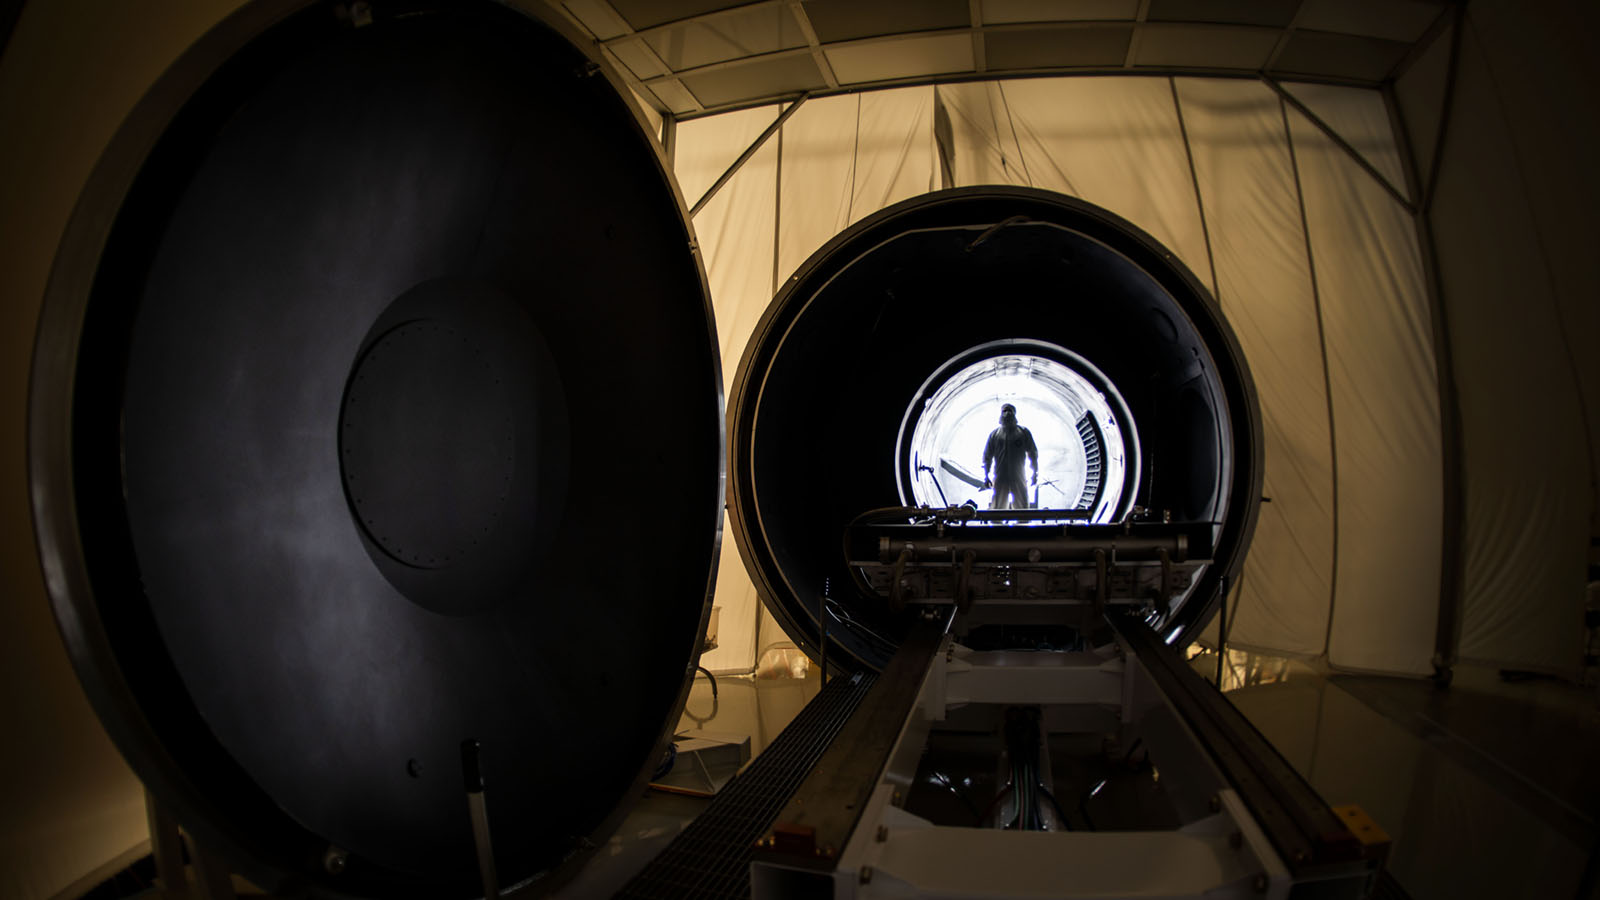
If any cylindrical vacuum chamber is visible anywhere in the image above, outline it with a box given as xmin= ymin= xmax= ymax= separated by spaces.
xmin=29 ymin=1 xmax=721 ymax=896
xmin=727 ymin=188 xmax=1263 ymax=672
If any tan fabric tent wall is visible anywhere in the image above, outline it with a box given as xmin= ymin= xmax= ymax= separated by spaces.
xmin=677 ymin=63 xmax=1590 ymax=682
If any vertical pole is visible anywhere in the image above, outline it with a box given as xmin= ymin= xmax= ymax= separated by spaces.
xmin=1215 ymin=576 xmax=1228 ymax=688
xmin=1383 ymin=6 xmax=1466 ymax=686
xmin=463 ymin=739 xmax=499 ymax=900
xmin=147 ymin=790 xmax=187 ymax=898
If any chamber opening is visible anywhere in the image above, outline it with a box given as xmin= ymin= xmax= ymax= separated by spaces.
xmin=899 ymin=341 xmax=1137 ymax=524
xmin=730 ymin=188 xmax=1262 ymax=673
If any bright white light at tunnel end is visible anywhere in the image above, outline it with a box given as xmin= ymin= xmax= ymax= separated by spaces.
xmin=898 ymin=345 xmax=1137 ymax=525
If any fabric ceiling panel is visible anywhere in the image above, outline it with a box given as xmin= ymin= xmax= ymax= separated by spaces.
xmin=1273 ymin=31 xmax=1411 ymax=83
xmin=980 ymin=0 xmax=1141 ymax=24
xmin=932 ymin=82 xmax=1031 ymax=188
xmin=800 ymin=0 xmax=970 ymax=43
xmin=1177 ymin=78 xmax=1333 ymax=658
xmin=1282 ymin=82 xmax=1409 ymax=204
xmin=1146 ymin=0 xmax=1300 ymax=28
xmin=982 ymin=24 xmax=1133 ymax=70
xmin=609 ymin=38 xmax=671 ymax=80
xmin=607 ymin=0 xmax=747 ymax=31
xmin=561 ymin=0 xmax=632 ymax=40
xmin=643 ymin=3 xmax=809 ymax=71
xmin=999 ymin=76 xmax=1215 ymax=291
xmin=845 ymin=87 xmax=937 ymax=225
xmin=1428 ymin=22 xmax=1589 ymax=675
xmin=775 ymin=95 xmax=860 ymax=282
xmin=1295 ymin=0 xmax=1442 ymax=44
xmin=679 ymin=52 xmax=825 ymax=109
xmin=1134 ymin=23 xmax=1279 ymax=69
xmin=675 ymin=105 xmax=780 ymax=672
xmin=824 ymin=33 xmax=973 ymax=85
xmin=1289 ymin=108 xmax=1441 ymax=676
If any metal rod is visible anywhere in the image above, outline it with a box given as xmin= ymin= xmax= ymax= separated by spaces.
xmin=146 ymin=790 xmax=186 ymax=898
xmin=689 ymin=93 xmax=810 ymax=217
xmin=462 ymin=739 xmax=500 ymax=900
xmin=1383 ymin=76 xmax=1465 ymax=684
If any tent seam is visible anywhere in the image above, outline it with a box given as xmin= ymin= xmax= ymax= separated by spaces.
xmin=847 ymin=94 xmax=861 ymax=220
xmin=995 ymin=81 xmax=1033 ymax=188
xmin=1167 ymin=78 xmax=1221 ymax=302
xmin=1383 ymin=45 xmax=1466 ymax=676
xmin=1280 ymin=95 xmax=1341 ymax=664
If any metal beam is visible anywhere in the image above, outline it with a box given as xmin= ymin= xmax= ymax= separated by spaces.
xmin=1421 ymin=9 xmax=1464 ymax=213
xmin=673 ymin=68 xmax=1386 ymax=122
xmin=1384 ymin=76 xmax=1465 ymax=684
xmin=787 ymin=0 xmax=839 ymax=89
xmin=689 ymin=93 xmax=810 ymax=217
xmin=598 ymin=0 xmax=787 ymax=47
xmin=1123 ymin=0 xmax=1151 ymax=68
xmin=1261 ymin=0 xmax=1308 ymax=75
xmin=1280 ymin=93 xmax=1343 ymax=668
xmin=1385 ymin=0 xmax=1458 ymax=85
xmin=1263 ymin=74 xmax=1416 ymax=215
xmin=968 ymin=0 xmax=987 ymax=74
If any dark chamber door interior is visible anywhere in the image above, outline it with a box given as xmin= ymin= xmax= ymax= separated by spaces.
xmin=44 ymin=2 xmax=721 ymax=896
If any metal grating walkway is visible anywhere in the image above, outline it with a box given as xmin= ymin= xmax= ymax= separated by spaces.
xmin=613 ymin=670 xmax=877 ymax=900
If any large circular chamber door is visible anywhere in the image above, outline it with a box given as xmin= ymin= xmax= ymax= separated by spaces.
xmin=29 ymin=2 xmax=721 ymax=896
xmin=729 ymin=188 xmax=1262 ymax=672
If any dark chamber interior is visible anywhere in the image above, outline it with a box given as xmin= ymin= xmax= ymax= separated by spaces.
xmin=728 ymin=190 xmax=1262 ymax=672
xmin=50 ymin=2 xmax=721 ymax=897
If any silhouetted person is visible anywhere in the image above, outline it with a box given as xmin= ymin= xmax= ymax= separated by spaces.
xmin=982 ymin=403 xmax=1039 ymax=510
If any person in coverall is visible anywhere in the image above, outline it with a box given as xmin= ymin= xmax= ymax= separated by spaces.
xmin=982 ymin=403 xmax=1039 ymax=510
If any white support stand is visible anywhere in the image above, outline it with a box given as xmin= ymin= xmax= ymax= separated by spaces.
xmin=752 ymin=636 xmax=1296 ymax=900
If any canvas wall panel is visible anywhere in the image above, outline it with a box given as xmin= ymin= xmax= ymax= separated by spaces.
xmin=1424 ymin=20 xmax=1590 ymax=674
xmin=1283 ymin=82 xmax=1410 ymax=204
xmin=1289 ymin=110 xmax=1442 ymax=676
xmin=932 ymin=82 xmax=1031 ymax=188
xmin=1447 ymin=1 xmax=1600 ymax=540
xmin=774 ymin=94 xmax=860 ymax=282
xmin=996 ymin=76 xmax=1215 ymax=291
xmin=844 ymin=86 xmax=937 ymax=226
xmin=1176 ymin=78 xmax=1335 ymax=659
